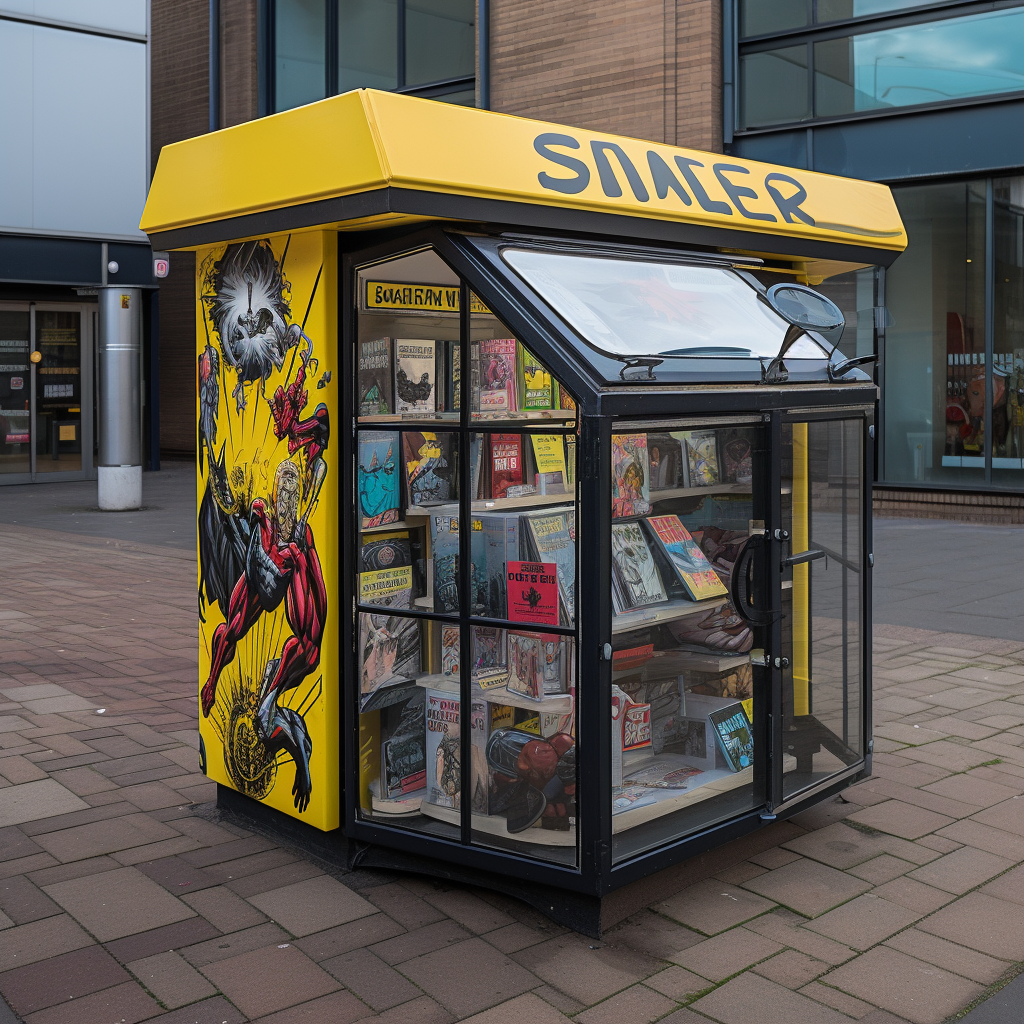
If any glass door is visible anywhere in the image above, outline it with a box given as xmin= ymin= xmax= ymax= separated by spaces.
xmin=780 ymin=415 xmax=867 ymax=800
xmin=34 ymin=309 xmax=84 ymax=473
xmin=0 ymin=308 xmax=32 ymax=475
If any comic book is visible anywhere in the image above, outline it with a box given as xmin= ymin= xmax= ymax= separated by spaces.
xmin=402 ymin=431 xmax=454 ymax=507
xmin=522 ymin=508 xmax=576 ymax=625
xmin=358 ymin=612 xmax=421 ymax=711
xmin=358 ymin=338 xmax=394 ymax=416
xmin=358 ymin=430 xmax=401 ymax=529
xmin=478 ymin=339 xmax=517 ymax=412
xmin=517 ymin=343 xmax=552 ymax=410
xmin=472 ymin=512 xmax=521 ymax=619
xmin=684 ymin=430 xmax=720 ymax=487
xmin=646 ymin=433 xmax=683 ymax=491
xmin=380 ymin=688 xmax=426 ymax=798
xmin=394 ymin=339 xmax=436 ymax=414
xmin=709 ymin=702 xmax=754 ymax=772
xmin=644 ymin=514 xmax=727 ymax=601
xmin=358 ymin=532 xmax=413 ymax=610
xmin=490 ymin=434 xmax=523 ymax=498
xmin=425 ymin=689 xmax=462 ymax=808
xmin=610 ymin=520 xmax=667 ymax=612
xmin=611 ymin=433 xmax=651 ymax=517
xmin=430 ymin=513 xmax=460 ymax=614
xmin=720 ymin=428 xmax=753 ymax=486
xmin=530 ymin=435 xmax=567 ymax=494
xmin=471 ymin=625 xmax=509 ymax=688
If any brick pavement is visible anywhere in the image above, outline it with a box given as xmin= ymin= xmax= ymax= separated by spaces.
xmin=2 ymin=517 xmax=1024 ymax=1023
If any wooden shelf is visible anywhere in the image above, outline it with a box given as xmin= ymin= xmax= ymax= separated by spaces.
xmin=650 ymin=482 xmax=748 ymax=501
xmin=612 ymin=649 xmax=749 ymax=676
xmin=612 ymin=596 xmax=729 ymax=635
xmin=360 ymin=519 xmax=411 ymax=535
xmin=470 ymin=409 xmax=576 ymax=423
xmin=414 ymin=673 xmax=573 ymax=714
xmin=403 ymin=493 xmax=573 ymax=517
xmin=358 ymin=413 xmax=460 ymax=426
xmin=420 ymin=801 xmax=576 ymax=847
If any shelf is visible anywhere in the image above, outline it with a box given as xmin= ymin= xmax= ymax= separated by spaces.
xmin=359 ymin=413 xmax=460 ymax=426
xmin=414 ymin=673 xmax=574 ymax=714
xmin=369 ymin=781 xmax=424 ymax=817
xmin=612 ymin=596 xmax=729 ymax=635
xmin=649 ymin=482 xmax=748 ymax=501
xmin=361 ymin=519 xmax=412 ymax=535
xmin=403 ymin=493 xmax=573 ymax=517
xmin=613 ymin=649 xmax=749 ymax=676
xmin=420 ymin=801 xmax=576 ymax=847
xmin=470 ymin=410 xmax=576 ymax=423
xmin=358 ymin=410 xmax=575 ymax=426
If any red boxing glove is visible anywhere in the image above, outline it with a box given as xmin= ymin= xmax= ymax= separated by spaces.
xmin=516 ymin=740 xmax=559 ymax=788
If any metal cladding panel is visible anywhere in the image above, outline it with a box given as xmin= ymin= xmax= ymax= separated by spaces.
xmin=194 ymin=230 xmax=340 ymax=831
xmin=98 ymin=286 xmax=142 ymax=466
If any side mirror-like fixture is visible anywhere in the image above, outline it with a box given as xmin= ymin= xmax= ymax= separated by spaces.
xmin=761 ymin=283 xmax=846 ymax=385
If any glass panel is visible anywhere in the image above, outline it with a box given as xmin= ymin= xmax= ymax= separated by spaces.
xmin=993 ymin=176 xmax=1024 ymax=485
xmin=814 ymin=10 xmax=1024 ymax=118
xmin=609 ymin=421 xmax=766 ymax=863
xmin=813 ymin=268 xmax=877 ymax=366
xmin=35 ymin=310 xmax=82 ymax=473
xmin=816 ymin=0 xmax=933 ymax=23
xmin=357 ymin=249 xmax=461 ymax=425
xmin=883 ymin=181 xmax=986 ymax=485
xmin=0 ymin=309 xmax=31 ymax=475
xmin=739 ymin=0 xmax=810 ymax=38
xmin=338 ymin=0 xmax=398 ymax=92
xmin=739 ymin=46 xmax=810 ymax=128
xmin=275 ymin=0 xmax=326 ymax=112
xmin=503 ymin=250 xmax=828 ymax=362
xmin=405 ymin=0 xmax=475 ymax=88
xmin=781 ymin=418 xmax=864 ymax=800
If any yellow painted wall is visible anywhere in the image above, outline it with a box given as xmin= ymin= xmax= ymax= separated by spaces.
xmin=195 ymin=230 xmax=339 ymax=829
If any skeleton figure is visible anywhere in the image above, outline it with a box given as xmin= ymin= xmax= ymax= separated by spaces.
xmin=206 ymin=241 xmax=300 ymax=412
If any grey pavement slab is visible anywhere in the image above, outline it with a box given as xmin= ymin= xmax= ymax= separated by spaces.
xmin=961 ymin=972 xmax=1024 ymax=1022
xmin=0 ymin=779 xmax=89 ymax=827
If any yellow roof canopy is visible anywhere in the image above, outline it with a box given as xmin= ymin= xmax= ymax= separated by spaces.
xmin=141 ymin=89 xmax=906 ymax=271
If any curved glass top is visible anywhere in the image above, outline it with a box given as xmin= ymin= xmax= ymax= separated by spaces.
xmin=501 ymin=248 xmax=831 ymax=362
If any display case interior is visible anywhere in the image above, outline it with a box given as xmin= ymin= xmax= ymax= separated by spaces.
xmin=353 ymin=248 xmax=579 ymax=865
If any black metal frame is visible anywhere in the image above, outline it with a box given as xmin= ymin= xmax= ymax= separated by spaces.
xmin=260 ymin=0 xmax=483 ymax=115
xmin=339 ymin=222 xmax=876 ymax=906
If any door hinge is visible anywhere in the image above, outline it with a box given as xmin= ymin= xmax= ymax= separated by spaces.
xmin=750 ymin=648 xmax=769 ymax=667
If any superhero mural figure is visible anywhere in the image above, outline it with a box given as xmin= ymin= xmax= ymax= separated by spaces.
xmin=197 ymin=238 xmax=329 ymax=814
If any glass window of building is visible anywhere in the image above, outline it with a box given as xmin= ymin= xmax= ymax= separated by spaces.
xmin=272 ymin=0 xmax=477 ymax=113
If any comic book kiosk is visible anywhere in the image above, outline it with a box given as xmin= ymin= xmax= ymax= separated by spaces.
xmin=141 ymin=90 xmax=907 ymax=935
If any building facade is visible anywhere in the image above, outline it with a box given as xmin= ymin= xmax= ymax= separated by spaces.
xmin=151 ymin=0 xmax=1023 ymax=516
xmin=0 ymin=1 xmax=158 ymax=484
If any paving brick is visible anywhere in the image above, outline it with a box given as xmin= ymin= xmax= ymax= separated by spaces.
xmin=182 ymin=883 xmax=269 ymax=933
xmin=180 ymin=834 xmax=278 ymax=866
xmin=321 ymin=946 xmax=423 ymax=1011
xmin=370 ymin=919 xmax=472 ymax=966
xmin=0 ymin=756 xmax=48 ymax=786
xmin=48 ymin=767 xmax=118 ymax=797
xmin=457 ymin=992 xmax=571 ymax=1024
xmin=420 ymin=887 xmax=516 ymax=934
xmin=691 ymin=971 xmax=854 ymax=1024
xmin=848 ymin=855 xmax=916 ymax=885
xmin=364 ymin=881 xmax=448 ymax=930
xmin=293 ymin=912 xmax=404 ymax=962
xmin=104 ymin=914 xmax=222 ymax=963
xmin=19 ymin=980 xmax=160 ymax=1024
xmin=156 ymin=996 xmax=248 ymax=1024
xmin=970 ymin=795 xmax=1024 ymax=837
xmin=0 ymin=876 xmax=60 ymax=925
xmin=782 ymin=821 xmax=895 ymax=869
xmin=674 ymin=927 xmax=783 ymax=982
xmin=921 ymin=773 xmax=1021 ymax=809
xmin=658 ymin=878 xmax=777 ymax=935
xmin=249 ymin=988 xmax=374 ymax=1024
xmin=741 ymin=857 xmax=873 ymax=917
xmin=643 ymin=964 xmax=709 ymax=1000
xmin=0 ymin=944 xmax=129 ymax=1015
xmin=744 ymin=908 xmax=856 ymax=965
xmin=713 ymin=860 xmax=768 ymax=884
xmin=799 ymin=981 xmax=876 ymax=1018
xmin=481 ymin=921 xmax=551 ymax=955
xmin=372 ymin=994 xmax=454 ymax=1024
xmin=127 ymin=949 xmax=218 ymax=1008
xmin=43 ymin=864 xmax=195 ymax=941
xmin=248 ymin=874 xmax=376 ymax=937
xmin=884 ymin=928 xmax=1009 ymax=985
xmin=752 ymin=949 xmax=829 ymax=989
xmin=26 ymin=855 xmax=121 ymax=887
xmin=574 ymin=983 xmax=675 ymax=1024
xmin=201 ymin=943 xmax=341 ymax=1018
xmin=918 ymin=892 xmax=1024 ymax=960
xmin=179 ymin=921 xmax=290 ymax=968
xmin=0 ymin=826 xmax=43 ymax=863
xmin=846 ymin=801 xmax=956 ymax=840
xmin=802 ymin=894 xmax=921 ymax=950
xmin=0 ymin=780 xmax=88 ymax=828
xmin=825 ymin=946 xmax=983 ymax=1024
xmin=0 ymin=915 xmax=92 ymax=970
xmin=112 ymin=834 xmax=201 ymax=865
xmin=602 ymin=911 xmax=703 ymax=963
xmin=906 ymin=846 xmax=1015 ymax=895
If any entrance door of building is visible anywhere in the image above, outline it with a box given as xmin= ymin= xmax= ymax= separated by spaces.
xmin=0 ymin=302 xmax=94 ymax=483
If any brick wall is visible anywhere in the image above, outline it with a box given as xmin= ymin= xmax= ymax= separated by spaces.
xmin=221 ymin=0 xmax=259 ymax=128
xmin=490 ymin=0 xmax=721 ymax=152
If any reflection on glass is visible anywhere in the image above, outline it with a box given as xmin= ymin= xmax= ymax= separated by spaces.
xmin=812 ymin=268 xmax=876 ymax=364
xmin=34 ymin=310 xmax=82 ymax=473
xmin=338 ymin=0 xmax=397 ymax=92
xmin=740 ymin=46 xmax=810 ymax=127
xmin=815 ymin=10 xmax=1024 ymax=118
xmin=817 ymin=0 xmax=931 ymax=22
xmin=275 ymin=0 xmax=326 ymax=112
xmin=0 ymin=310 xmax=31 ymax=475
xmin=739 ymin=0 xmax=810 ymax=38
xmin=884 ymin=181 xmax=986 ymax=485
xmin=405 ymin=0 xmax=474 ymax=87
xmin=504 ymin=250 xmax=820 ymax=361
xmin=781 ymin=420 xmax=864 ymax=800
xmin=992 ymin=176 xmax=1024 ymax=486
xmin=609 ymin=422 xmax=763 ymax=862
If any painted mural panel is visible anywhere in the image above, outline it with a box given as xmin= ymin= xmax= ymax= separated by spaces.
xmin=195 ymin=231 xmax=338 ymax=829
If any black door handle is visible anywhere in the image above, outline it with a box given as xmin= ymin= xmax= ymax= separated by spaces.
xmin=783 ymin=548 xmax=826 ymax=570
xmin=729 ymin=533 xmax=774 ymax=627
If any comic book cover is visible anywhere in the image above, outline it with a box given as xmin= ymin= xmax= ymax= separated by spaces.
xmin=646 ymin=433 xmax=683 ymax=491
xmin=490 ymin=434 xmax=523 ymax=498
xmin=441 ymin=624 xmax=460 ymax=678
xmin=611 ymin=521 xmax=667 ymax=610
xmin=522 ymin=508 xmax=576 ymax=625
xmin=358 ymin=338 xmax=393 ymax=416
xmin=506 ymin=561 xmax=559 ymax=626
xmin=720 ymin=429 xmax=753 ymax=486
xmin=611 ymin=433 xmax=651 ymax=517
xmin=478 ymin=339 xmax=517 ymax=412
xmin=425 ymin=689 xmax=461 ymax=808
xmin=402 ymin=431 xmax=454 ymax=507
xmin=430 ymin=513 xmax=460 ymax=614
xmin=517 ymin=343 xmax=552 ymax=410
xmin=358 ymin=611 xmax=420 ymax=712
xmin=394 ymin=339 xmax=436 ymax=414
xmin=471 ymin=626 xmax=508 ymax=688
xmin=358 ymin=430 xmax=400 ymax=529
xmin=709 ymin=703 xmax=754 ymax=772
xmin=530 ymin=435 xmax=567 ymax=493
xmin=195 ymin=232 xmax=337 ymax=827
xmin=644 ymin=514 xmax=727 ymax=601
xmin=358 ymin=536 xmax=413 ymax=609
xmin=472 ymin=512 xmax=519 ymax=619
xmin=380 ymin=688 xmax=426 ymax=798
xmin=684 ymin=430 xmax=720 ymax=487
xmin=506 ymin=632 xmax=547 ymax=700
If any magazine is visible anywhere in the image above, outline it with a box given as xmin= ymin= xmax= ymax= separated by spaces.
xmin=471 ymin=625 xmax=508 ymax=687
xmin=358 ymin=532 xmax=412 ymax=610
xmin=506 ymin=631 xmax=567 ymax=700
xmin=425 ymin=689 xmax=461 ymax=808
xmin=380 ymin=688 xmax=426 ymax=798
xmin=709 ymin=703 xmax=754 ymax=772
xmin=720 ymin=428 xmax=753 ymax=486
xmin=506 ymin=560 xmax=559 ymax=625
xmin=517 ymin=344 xmax=552 ymax=410
xmin=472 ymin=512 xmax=520 ymax=619
xmin=611 ymin=433 xmax=651 ymax=517
xmin=644 ymin=515 xmax=727 ymax=601
xmin=430 ymin=513 xmax=460 ymax=614
xmin=402 ymin=431 xmax=454 ymax=507
xmin=478 ymin=339 xmax=517 ymax=412
xmin=394 ymin=339 xmax=436 ymax=414
xmin=646 ymin=433 xmax=683 ymax=491
xmin=358 ymin=338 xmax=394 ymax=416
xmin=358 ymin=430 xmax=401 ymax=529
xmin=490 ymin=434 xmax=523 ymax=498
xmin=611 ymin=520 xmax=667 ymax=612
xmin=359 ymin=611 xmax=421 ymax=711
xmin=522 ymin=508 xmax=576 ymax=625
xmin=530 ymin=434 xmax=567 ymax=493
xmin=683 ymin=429 xmax=720 ymax=487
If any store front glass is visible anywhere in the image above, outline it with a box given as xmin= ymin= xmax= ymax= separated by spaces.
xmin=0 ymin=309 xmax=32 ymax=475
xmin=993 ymin=176 xmax=1024 ymax=486
xmin=35 ymin=309 xmax=83 ymax=473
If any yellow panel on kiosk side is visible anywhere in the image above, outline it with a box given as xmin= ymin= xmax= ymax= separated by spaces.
xmin=195 ymin=230 xmax=339 ymax=830
xmin=141 ymin=90 xmax=906 ymax=265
